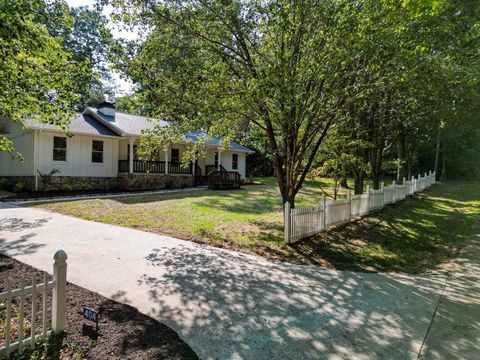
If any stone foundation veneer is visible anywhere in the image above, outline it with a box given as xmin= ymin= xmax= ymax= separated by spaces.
xmin=116 ymin=174 xmax=195 ymax=191
xmin=2 ymin=174 xmax=195 ymax=191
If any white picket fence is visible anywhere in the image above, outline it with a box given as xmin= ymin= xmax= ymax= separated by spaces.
xmin=285 ymin=171 xmax=436 ymax=243
xmin=0 ymin=250 xmax=67 ymax=358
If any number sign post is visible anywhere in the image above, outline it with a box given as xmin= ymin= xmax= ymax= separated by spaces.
xmin=83 ymin=306 xmax=99 ymax=332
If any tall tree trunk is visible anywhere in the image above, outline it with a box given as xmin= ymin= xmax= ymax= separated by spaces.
xmin=354 ymin=176 xmax=364 ymax=195
xmin=396 ymin=131 xmax=407 ymax=182
xmin=434 ymin=129 xmax=441 ymax=180
xmin=441 ymin=151 xmax=446 ymax=182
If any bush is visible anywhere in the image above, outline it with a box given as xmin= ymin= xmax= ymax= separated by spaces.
xmin=0 ymin=177 xmax=8 ymax=190
xmin=79 ymin=182 xmax=93 ymax=191
xmin=37 ymin=169 xmax=61 ymax=191
xmin=240 ymin=177 xmax=255 ymax=185
xmin=13 ymin=182 xmax=25 ymax=192
xmin=62 ymin=184 xmax=73 ymax=191
xmin=98 ymin=180 xmax=112 ymax=191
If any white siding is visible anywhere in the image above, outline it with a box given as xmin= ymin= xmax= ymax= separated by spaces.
xmin=37 ymin=132 xmax=119 ymax=177
xmin=118 ymin=140 xmax=185 ymax=162
xmin=0 ymin=121 xmax=35 ymax=176
xmin=221 ymin=150 xmax=247 ymax=178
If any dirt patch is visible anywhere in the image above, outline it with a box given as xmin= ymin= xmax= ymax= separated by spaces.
xmin=0 ymin=255 xmax=198 ymax=360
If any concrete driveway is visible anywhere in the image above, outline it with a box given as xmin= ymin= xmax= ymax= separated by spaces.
xmin=0 ymin=203 xmax=477 ymax=359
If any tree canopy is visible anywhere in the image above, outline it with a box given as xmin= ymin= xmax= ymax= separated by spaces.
xmin=0 ymin=0 xmax=89 ymax=155
xmin=108 ymin=0 xmax=479 ymax=204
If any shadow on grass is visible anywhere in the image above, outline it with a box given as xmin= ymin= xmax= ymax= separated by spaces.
xmin=289 ymin=182 xmax=480 ymax=274
xmin=110 ymin=185 xmax=284 ymax=215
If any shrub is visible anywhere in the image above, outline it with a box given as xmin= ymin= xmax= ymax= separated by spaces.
xmin=98 ymin=180 xmax=112 ymax=191
xmin=79 ymin=182 xmax=93 ymax=191
xmin=62 ymin=184 xmax=73 ymax=191
xmin=0 ymin=177 xmax=8 ymax=190
xmin=37 ymin=169 xmax=61 ymax=191
xmin=13 ymin=182 xmax=25 ymax=192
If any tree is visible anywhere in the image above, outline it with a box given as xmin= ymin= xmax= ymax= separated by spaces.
xmin=63 ymin=6 xmax=114 ymax=110
xmin=0 ymin=0 xmax=89 ymax=155
xmin=107 ymin=0 xmax=372 ymax=207
xmin=107 ymin=0 xmax=480 ymax=204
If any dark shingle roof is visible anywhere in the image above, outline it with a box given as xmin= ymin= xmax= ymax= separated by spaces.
xmin=23 ymin=114 xmax=120 ymax=137
xmin=185 ymin=131 xmax=254 ymax=153
xmin=89 ymin=108 xmax=254 ymax=153
xmin=89 ymin=107 xmax=169 ymax=136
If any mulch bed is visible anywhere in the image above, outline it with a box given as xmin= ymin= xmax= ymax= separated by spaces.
xmin=0 ymin=255 xmax=198 ymax=360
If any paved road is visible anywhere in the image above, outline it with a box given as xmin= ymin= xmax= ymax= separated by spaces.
xmin=418 ymin=221 xmax=480 ymax=359
xmin=0 ymin=203 xmax=476 ymax=359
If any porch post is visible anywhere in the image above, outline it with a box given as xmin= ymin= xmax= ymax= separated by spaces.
xmin=129 ymin=138 xmax=134 ymax=174
xmin=165 ymin=146 xmax=169 ymax=174
xmin=217 ymin=151 xmax=222 ymax=171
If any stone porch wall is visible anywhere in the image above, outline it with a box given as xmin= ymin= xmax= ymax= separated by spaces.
xmin=116 ymin=174 xmax=195 ymax=191
xmin=1 ymin=176 xmax=117 ymax=191
xmin=1 ymin=174 xmax=195 ymax=191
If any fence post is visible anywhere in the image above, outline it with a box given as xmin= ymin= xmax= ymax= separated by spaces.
xmin=381 ymin=181 xmax=385 ymax=207
xmin=284 ymin=202 xmax=291 ymax=244
xmin=392 ymin=180 xmax=396 ymax=203
xmin=322 ymin=194 xmax=327 ymax=230
xmin=52 ymin=250 xmax=67 ymax=334
xmin=348 ymin=189 xmax=352 ymax=220
xmin=366 ymin=185 xmax=370 ymax=215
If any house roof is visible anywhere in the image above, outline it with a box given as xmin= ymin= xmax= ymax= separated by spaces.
xmin=86 ymin=107 xmax=169 ymax=136
xmin=86 ymin=107 xmax=254 ymax=153
xmin=23 ymin=114 xmax=120 ymax=138
xmin=185 ymin=131 xmax=255 ymax=153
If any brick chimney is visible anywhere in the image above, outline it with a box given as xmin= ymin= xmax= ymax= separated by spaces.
xmin=97 ymin=94 xmax=115 ymax=117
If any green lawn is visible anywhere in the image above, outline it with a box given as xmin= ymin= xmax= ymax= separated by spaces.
xmin=32 ymin=178 xmax=480 ymax=274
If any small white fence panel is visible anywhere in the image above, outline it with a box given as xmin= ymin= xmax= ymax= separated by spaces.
xmin=326 ymin=198 xmax=351 ymax=227
xmin=384 ymin=186 xmax=395 ymax=205
xmin=289 ymin=204 xmax=325 ymax=242
xmin=284 ymin=171 xmax=436 ymax=243
xmin=0 ymin=250 xmax=67 ymax=358
xmin=369 ymin=188 xmax=384 ymax=210
xmin=351 ymin=194 xmax=369 ymax=217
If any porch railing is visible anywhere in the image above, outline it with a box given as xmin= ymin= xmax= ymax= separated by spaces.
xmin=168 ymin=161 xmax=192 ymax=174
xmin=208 ymin=170 xmax=241 ymax=189
xmin=118 ymin=160 xmax=192 ymax=175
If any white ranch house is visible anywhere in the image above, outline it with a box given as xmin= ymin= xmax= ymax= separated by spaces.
xmin=0 ymin=98 xmax=253 ymax=191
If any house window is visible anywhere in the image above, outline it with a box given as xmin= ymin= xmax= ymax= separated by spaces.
xmin=53 ymin=136 xmax=67 ymax=161
xmin=232 ymin=154 xmax=238 ymax=170
xmin=214 ymin=152 xmax=218 ymax=168
xmin=171 ymin=148 xmax=180 ymax=163
xmin=92 ymin=140 xmax=104 ymax=163
xmin=127 ymin=144 xmax=138 ymax=160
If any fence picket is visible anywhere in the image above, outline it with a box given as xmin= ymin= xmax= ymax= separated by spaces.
xmin=30 ymin=276 xmax=37 ymax=348
xmin=18 ymin=280 xmax=25 ymax=353
xmin=42 ymin=272 xmax=48 ymax=340
xmin=5 ymin=280 xmax=12 ymax=356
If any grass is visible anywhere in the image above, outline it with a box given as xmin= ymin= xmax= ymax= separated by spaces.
xmin=32 ymin=178 xmax=480 ymax=274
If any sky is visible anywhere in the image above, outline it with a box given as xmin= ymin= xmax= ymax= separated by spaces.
xmin=66 ymin=0 xmax=137 ymax=95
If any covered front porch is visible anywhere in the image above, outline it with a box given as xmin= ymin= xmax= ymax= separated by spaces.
xmin=117 ymin=138 xmax=226 ymax=176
